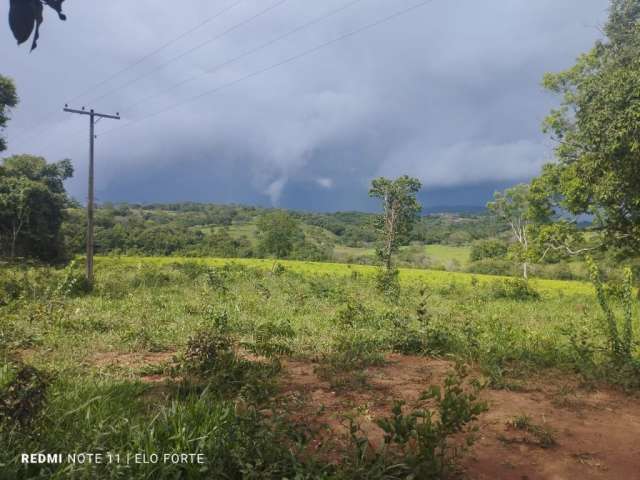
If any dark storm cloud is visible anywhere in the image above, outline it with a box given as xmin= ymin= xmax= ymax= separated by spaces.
xmin=1 ymin=0 xmax=609 ymax=210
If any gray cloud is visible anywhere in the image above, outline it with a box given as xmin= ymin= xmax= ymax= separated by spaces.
xmin=1 ymin=0 xmax=609 ymax=210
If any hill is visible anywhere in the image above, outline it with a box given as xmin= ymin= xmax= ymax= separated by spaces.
xmin=61 ymin=202 xmax=505 ymax=269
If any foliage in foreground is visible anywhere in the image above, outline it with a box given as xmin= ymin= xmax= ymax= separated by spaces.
xmin=0 ymin=256 xmax=638 ymax=478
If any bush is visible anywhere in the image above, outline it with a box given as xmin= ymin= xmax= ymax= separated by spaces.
xmin=588 ymin=258 xmax=637 ymax=367
xmin=182 ymin=331 xmax=235 ymax=374
xmin=470 ymin=239 xmax=508 ymax=262
xmin=54 ymin=260 xmax=91 ymax=296
xmin=316 ymin=332 xmax=386 ymax=389
xmin=390 ymin=328 xmax=427 ymax=355
xmin=0 ymin=271 xmax=23 ymax=306
xmin=375 ymin=268 xmax=400 ymax=300
xmin=244 ymin=321 xmax=295 ymax=358
xmin=488 ymin=278 xmax=540 ymax=301
xmin=335 ymin=299 xmax=372 ymax=328
xmin=466 ymin=258 xmax=516 ymax=276
xmin=0 ymin=361 xmax=49 ymax=427
xmin=180 ymin=329 xmax=281 ymax=403
xmin=374 ymin=364 xmax=488 ymax=479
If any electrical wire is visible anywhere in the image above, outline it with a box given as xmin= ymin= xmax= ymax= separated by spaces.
xmin=100 ymin=0 xmax=434 ymax=138
xmin=84 ymin=0 xmax=289 ymax=105
xmin=9 ymin=0 xmax=248 ymax=144
xmin=121 ymin=0 xmax=368 ymax=115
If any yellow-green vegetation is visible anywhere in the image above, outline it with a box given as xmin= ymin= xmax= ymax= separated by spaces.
xmin=96 ymin=255 xmax=595 ymax=296
xmin=0 ymin=257 xmax=638 ymax=478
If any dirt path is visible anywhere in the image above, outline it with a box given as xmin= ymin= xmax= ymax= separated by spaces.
xmin=88 ymin=349 xmax=640 ymax=478
xmin=280 ymin=354 xmax=640 ymax=480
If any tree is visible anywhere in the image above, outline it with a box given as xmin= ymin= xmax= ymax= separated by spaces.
xmin=9 ymin=0 xmax=66 ymax=51
xmin=487 ymin=184 xmax=536 ymax=279
xmin=256 ymin=211 xmax=300 ymax=259
xmin=535 ymin=0 xmax=640 ymax=253
xmin=369 ymin=176 xmax=422 ymax=270
xmin=0 ymin=155 xmax=73 ymax=261
xmin=0 ymin=75 xmax=18 ymax=152
xmin=470 ymin=239 xmax=508 ymax=262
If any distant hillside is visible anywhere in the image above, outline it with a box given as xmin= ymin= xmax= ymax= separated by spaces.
xmin=61 ymin=202 xmax=508 ymax=268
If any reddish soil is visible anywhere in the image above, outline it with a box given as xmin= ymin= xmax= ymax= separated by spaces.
xmin=279 ymin=354 xmax=640 ymax=480
xmin=86 ymin=350 xmax=640 ymax=478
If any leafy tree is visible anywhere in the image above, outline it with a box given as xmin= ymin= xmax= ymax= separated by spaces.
xmin=535 ymin=0 xmax=640 ymax=253
xmin=487 ymin=184 xmax=537 ymax=279
xmin=256 ymin=211 xmax=300 ymax=259
xmin=0 ymin=155 xmax=73 ymax=261
xmin=369 ymin=176 xmax=422 ymax=270
xmin=8 ymin=0 xmax=66 ymax=51
xmin=470 ymin=239 xmax=508 ymax=262
xmin=0 ymin=75 xmax=18 ymax=152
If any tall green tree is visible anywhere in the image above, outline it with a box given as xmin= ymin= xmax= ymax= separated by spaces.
xmin=0 ymin=155 xmax=73 ymax=261
xmin=0 ymin=75 xmax=18 ymax=153
xmin=256 ymin=211 xmax=300 ymax=259
xmin=535 ymin=0 xmax=640 ymax=253
xmin=369 ymin=176 xmax=422 ymax=270
xmin=488 ymin=184 xmax=537 ymax=279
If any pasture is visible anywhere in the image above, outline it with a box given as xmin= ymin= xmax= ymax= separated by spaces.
xmin=1 ymin=257 xmax=639 ymax=479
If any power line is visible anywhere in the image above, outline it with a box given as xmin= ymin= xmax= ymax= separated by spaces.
xmin=65 ymin=0 xmax=247 ymax=104
xmin=121 ymin=0 xmax=368 ymax=116
xmin=101 ymin=0 xmax=434 ymax=138
xmin=85 ymin=0 xmax=290 ymax=106
xmin=9 ymin=0 xmax=247 ymax=144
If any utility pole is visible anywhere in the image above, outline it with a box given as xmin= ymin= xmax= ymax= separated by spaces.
xmin=63 ymin=105 xmax=120 ymax=287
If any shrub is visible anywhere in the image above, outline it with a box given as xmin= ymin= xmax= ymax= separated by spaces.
xmin=316 ymin=332 xmax=385 ymax=389
xmin=0 ymin=361 xmax=49 ymax=428
xmin=180 ymin=329 xmax=281 ymax=403
xmin=375 ymin=267 xmax=400 ymax=300
xmin=375 ymin=364 xmax=488 ymax=479
xmin=390 ymin=328 xmax=427 ymax=355
xmin=54 ymin=260 xmax=91 ymax=296
xmin=335 ymin=299 xmax=371 ymax=328
xmin=470 ymin=239 xmax=508 ymax=262
xmin=205 ymin=267 xmax=231 ymax=293
xmin=587 ymin=258 xmax=637 ymax=365
xmin=488 ymin=278 xmax=540 ymax=301
xmin=243 ymin=321 xmax=295 ymax=358
xmin=182 ymin=331 xmax=235 ymax=374
xmin=0 ymin=271 xmax=23 ymax=306
xmin=416 ymin=286 xmax=432 ymax=324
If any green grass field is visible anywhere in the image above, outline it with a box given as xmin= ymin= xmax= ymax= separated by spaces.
xmin=423 ymin=245 xmax=471 ymax=266
xmin=1 ymin=256 xmax=637 ymax=478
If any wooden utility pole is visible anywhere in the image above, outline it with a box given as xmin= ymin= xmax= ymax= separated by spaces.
xmin=63 ymin=105 xmax=120 ymax=286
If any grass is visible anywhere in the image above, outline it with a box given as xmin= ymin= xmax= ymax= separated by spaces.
xmin=0 ymin=256 xmax=637 ymax=478
xmin=423 ymin=244 xmax=471 ymax=267
xmin=95 ymin=255 xmax=595 ymax=296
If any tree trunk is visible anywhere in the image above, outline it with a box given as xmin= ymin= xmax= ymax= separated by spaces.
xmin=523 ymin=262 xmax=528 ymax=280
xmin=10 ymin=226 xmax=17 ymax=258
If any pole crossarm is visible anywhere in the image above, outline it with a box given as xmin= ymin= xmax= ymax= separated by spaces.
xmin=63 ymin=107 xmax=120 ymax=120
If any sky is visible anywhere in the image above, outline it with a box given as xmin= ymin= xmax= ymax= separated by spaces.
xmin=1 ymin=0 xmax=610 ymax=212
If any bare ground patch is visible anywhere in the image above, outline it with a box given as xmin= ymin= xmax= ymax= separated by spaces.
xmin=279 ymin=354 xmax=640 ymax=480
